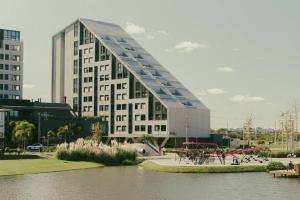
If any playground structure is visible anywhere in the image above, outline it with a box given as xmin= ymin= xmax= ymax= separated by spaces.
xmin=173 ymin=142 xmax=270 ymax=165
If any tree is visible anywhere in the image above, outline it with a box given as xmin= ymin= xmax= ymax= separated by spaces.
xmin=11 ymin=120 xmax=35 ymax=150
xmin=57 ymin=125 xmax=72 ymax=143
xmin=91 ymin=122 xmax=102 ymax=142
xmin=47 ymin=130 xmax=56 ymax=146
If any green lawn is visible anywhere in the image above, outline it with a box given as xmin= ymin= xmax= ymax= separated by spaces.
xmin=0 ymin=157 xmax=103 ymax=176
xmin=140 ymin=160 xmax=267 ymax=173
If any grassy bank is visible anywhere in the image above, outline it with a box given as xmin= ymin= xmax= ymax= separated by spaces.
xmin=0 ymin=157 xmax=103 ymax=176
xmin=140 ymin=160 xmax=267 ymax=173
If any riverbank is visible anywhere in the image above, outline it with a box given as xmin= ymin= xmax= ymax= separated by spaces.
xmin=0 ymin=157 xmax=103 ymax=176
xmin=140 ymin=160 xmax=267 ymax=173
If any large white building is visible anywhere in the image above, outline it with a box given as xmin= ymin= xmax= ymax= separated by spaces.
xmin=0 ymin=29 xmax=23 ymax=100
xmin=52 ymin=19 xmax=210 ymax=141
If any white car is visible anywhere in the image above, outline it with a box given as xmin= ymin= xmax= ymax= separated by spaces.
xmin=26 ymin=144 xmax=44 ymax=151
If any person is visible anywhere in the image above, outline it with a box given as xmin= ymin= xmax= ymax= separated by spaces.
xmin=288 ymin=161 xmax=294 ymax=171
xmin=222 ymin=152 xmax=226 ymax=165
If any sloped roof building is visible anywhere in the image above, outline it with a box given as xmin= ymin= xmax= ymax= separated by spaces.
xmin=52 ymin=18 xmax=210 ymax=139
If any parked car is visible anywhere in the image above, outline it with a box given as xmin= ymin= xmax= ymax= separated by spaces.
xmin=26 ymin=144 xmax=44 ymax=151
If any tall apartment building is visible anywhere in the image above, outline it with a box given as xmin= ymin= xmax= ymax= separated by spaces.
xmin=0 ymin=29 xmax=23 ymax=100
xmin=52 ymin=19 xmax=210 ymax=140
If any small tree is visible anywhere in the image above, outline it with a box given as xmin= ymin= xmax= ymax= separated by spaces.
xmin=57 ymin=125 xmax=72 ymax=143
xmin=47 ymin=130 xmax=56 ymax=146
xmin=91 ymin=122 xmax=102 ymax=142
xmin=11 ymin=120 xmax=35 ymax=150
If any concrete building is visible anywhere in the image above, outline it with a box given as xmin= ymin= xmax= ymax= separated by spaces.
xmin=52 ymin=19 xmax=210 ymax=142
xmin=0 ymin=29 xmax=23 ymax=100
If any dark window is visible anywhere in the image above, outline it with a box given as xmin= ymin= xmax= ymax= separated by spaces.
xmin=116 ymin=104 xmax=121 ymax=110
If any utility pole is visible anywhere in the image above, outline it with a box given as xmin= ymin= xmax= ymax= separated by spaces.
xmin=38 ymin=112 xmax=41 ymax=144
xmin=185 ymin=117 xmax=190 ymax=150
xmin=274 ymin=120 xmax=277 ymax=145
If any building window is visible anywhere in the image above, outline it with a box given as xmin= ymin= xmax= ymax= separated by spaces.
xmin=161 ymin=125 xmax=166 ymax=131
xmin=117 ymin=83 xmax=121 ymax=89
xmin=116 ymin=94 xmax=122 ymax=100
xmin=116 ymin=104 xmax=122 ymax=110
xmin=74 ymin=41 xmax=78 ymax=56
xmin=73 ymin=60 xmax=78 ymax=74
xmin=155 ymin=125 xmax=160 ymax=131
xmin=135 ymin=115 xmax=141 ymax=121
xmin=135 ymin=126 xmax=140 ymax=131
xmin=73 ymin=78 xmax=78 ymax=93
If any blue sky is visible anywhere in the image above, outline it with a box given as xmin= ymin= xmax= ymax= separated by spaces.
xmin=0 ymin=0 xmax=299 ymax=128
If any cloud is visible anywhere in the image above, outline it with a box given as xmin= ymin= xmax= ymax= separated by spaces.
xmin=145 ymin=34 xmax=154 ymax=39
xmin=217 ymin=66 xmax=235 ymax=72
xmin=207 ymin=88 xmax=226 ymax=95
xmin=174 ymin=41 xmax=207 ymax=52
xmin=124 ymin=22 xmax=168 ymax=40
xmin=229 ymin=95 xmax=265 ymax=102
xmin=23 ymin=84 xmax=36 ymax=89
xmin=156 ymin=30 xmax=168 ymax=36
xmin=125 ymin=22 xmax=145 ymax=34
xmin=197 ymin=88 xmax=226 ymax=97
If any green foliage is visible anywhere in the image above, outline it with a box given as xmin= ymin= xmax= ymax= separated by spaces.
xmin=266 ymin=161 xmax=287 ymax=171
xmin=41 ymin=146 xmax=56 ymax=152
xmin=10 ymin=120 xmax=35 ymax=149
xmin=47 ymin=130 xmax=56 ymax=138
xmin=91 ymin=122 xmax=102 ymax=142
xmin=137 ymin=134 xmax=155 ymax=143
xmin=260 ymin=150 xmax=300 ymax=158
xmin=57 ymin=125 xmax=73 ymax=142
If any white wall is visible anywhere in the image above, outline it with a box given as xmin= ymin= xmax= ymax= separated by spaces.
xmin=168 ymin=107 xmax=210 ymax=138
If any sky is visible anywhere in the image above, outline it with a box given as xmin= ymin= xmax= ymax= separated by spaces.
xmin=0 ymin=0 xmax=299 ymax=129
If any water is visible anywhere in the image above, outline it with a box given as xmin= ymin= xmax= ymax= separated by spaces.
xmin=0 ymin=167 xmax=300 ymax=200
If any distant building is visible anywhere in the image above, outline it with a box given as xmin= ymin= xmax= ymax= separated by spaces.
xmin=0 ymin=29 xmax=23 ymax=100
xmin=0 ymin=99 xmax=108 ymax=150
xmin=52 ymin=19 xmax=210 ymax=143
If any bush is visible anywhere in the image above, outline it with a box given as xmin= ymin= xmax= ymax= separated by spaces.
xmin=41 ymin=146 xmax=56 ymax=152
xmin=266 ymin=161 xmax=287 ymax=171
xmin=55 ymin=139 xmax=137 ymax=166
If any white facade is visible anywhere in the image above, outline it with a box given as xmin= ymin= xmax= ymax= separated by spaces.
xmin=0 ymin=29 xmax=23 ymax=100
xmin=52 ymin=19 xmax=210 ymax=138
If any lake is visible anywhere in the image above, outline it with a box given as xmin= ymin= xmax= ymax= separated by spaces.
xmin=0 ymin=167 xmax=300 ymax=200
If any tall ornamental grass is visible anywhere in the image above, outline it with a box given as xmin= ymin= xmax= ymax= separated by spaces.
xmin=55 ymin=139 xmax=137 ymax=165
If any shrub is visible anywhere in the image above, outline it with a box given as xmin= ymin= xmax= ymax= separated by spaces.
xmin=41 ymin=146 xmax=56 ymax=152
xmin=266 ymin=161 xmax=287 ymax=171
xmin=55 ymin=139 xmax=137 ymax=166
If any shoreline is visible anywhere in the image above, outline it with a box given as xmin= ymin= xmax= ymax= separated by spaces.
xmin=139 ymin=160 xmax=267 ymax=173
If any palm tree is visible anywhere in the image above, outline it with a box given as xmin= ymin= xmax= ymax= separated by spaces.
xmin=57 ymin=125 xmax=72 ymax=143
xmin=47 ymin=130 xmax=56 ymax=146
xmin=12 ymin=120 xmax=35 ymax=150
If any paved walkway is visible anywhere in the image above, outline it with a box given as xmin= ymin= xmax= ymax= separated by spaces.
xmin=145 ymin=153 xmax=300 ymax=167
